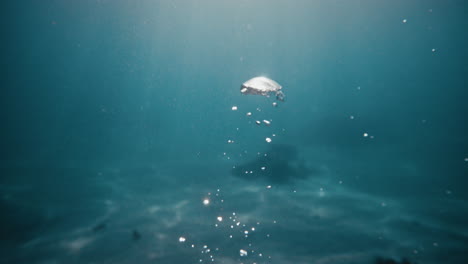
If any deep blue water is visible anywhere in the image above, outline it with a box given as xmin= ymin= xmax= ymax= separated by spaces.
xmin=1 ymin=1 xmax=467 ymax=263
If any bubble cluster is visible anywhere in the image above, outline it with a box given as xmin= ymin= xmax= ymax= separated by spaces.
xmin=186 ymin=80 xmax=286 ymax=262
xmin=179 ymin=189 xmax=272 ymax=263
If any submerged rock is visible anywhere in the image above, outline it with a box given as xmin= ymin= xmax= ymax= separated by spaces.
xmin=132 ymin=230 xmax=141 ymax=241
xmin=231 ymin=144 xmax=315 ymax=184
xmin=374 ymin=257 xmax=415 ymax=264
xmin=92 ymin=222 xmax=107 ymax=233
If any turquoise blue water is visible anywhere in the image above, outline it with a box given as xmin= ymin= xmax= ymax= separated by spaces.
xmin=1 ymin=1 xmax=467 ymax=263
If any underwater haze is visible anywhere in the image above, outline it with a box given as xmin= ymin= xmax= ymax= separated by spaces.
xmin=1 ymin=0 xmax=468 ymax=263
